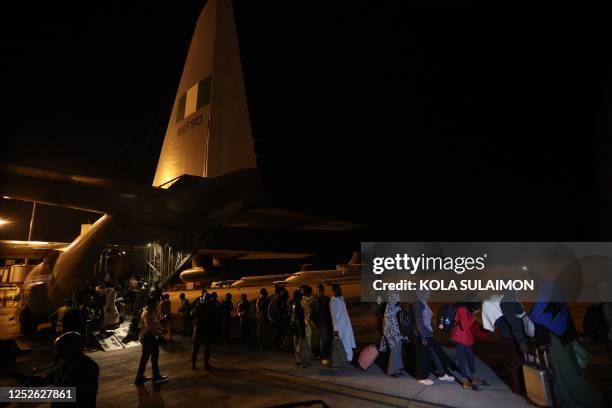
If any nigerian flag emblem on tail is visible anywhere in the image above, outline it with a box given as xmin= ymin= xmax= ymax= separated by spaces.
xmin=176 ymin=75 xmax=212 ymax=123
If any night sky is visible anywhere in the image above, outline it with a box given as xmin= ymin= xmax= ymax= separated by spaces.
xmin=1 ymin=2 xmax=611 ymax=244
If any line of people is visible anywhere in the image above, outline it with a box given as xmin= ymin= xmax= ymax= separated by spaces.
xmin=374 ymin=285 xmax=604 ymax=407
xmin=481 ymin=282 xmax=604 ymax=406
xmin=37 ymin=276 xmax=608 ymax=407
xmin=378 ymin=291 xmax=469 ymax=387
xmin=132 ymin=280 xmax=605 ymax=407
xmin=134 ymin=284 xmax=488 ymax=388
xmin=290 ymin=284 xmax=356 ymax=368
xmin=133 ymin=283 xmax=358 ymax=381
xmin=187 ymin=283 xmax=356 ymax=368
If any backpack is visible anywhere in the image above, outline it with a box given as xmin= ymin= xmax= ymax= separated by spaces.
xmin=437 ymin=303 xmax=459 ymax=332
xmin=583 ymin=303 xmax=610 ymax=344
xmin=530 ymin=302 xmax=569 ymax=337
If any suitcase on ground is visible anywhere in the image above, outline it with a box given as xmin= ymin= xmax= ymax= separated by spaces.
xmin=523 ymin=348 xmax=554 ymax=407
xmin=358 ymin=344 xmax=379 ymax=370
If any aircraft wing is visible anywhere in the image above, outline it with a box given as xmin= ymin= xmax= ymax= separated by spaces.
xmin=0 ymin=240 xmax=70 ymax=259
xmin=225 ymin=208 xmax=361 ymax=231
xmin=1 ymin=165 xmax=361 ymax=231
xmin=0 ymin=163 xmax=169 ymax=216
xmin=195 ymin=248 xmax=314 ymax=260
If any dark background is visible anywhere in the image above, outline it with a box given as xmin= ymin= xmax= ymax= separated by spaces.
xmin=0 ymin=2 xmax=610 ymax=243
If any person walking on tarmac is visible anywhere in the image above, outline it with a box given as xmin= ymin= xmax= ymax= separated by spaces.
xmin=134 ymin=298 xmax=168 ymax=384
xmin=219 ymin=293 xmax=234 ymax=343
xmin=160 ymin=293 xmax=172 ymax=342
xmin=124 ymin=282 xmax=148 ymax=343
xmin=379 ymin=292 xmax=404 ymax=378
xmin=414 ymin=290 xmax=456 ymax=384
xmin=300 ymin=285 xmax=315 ymax=350
xmin=268 ymin=285 xmax=289 ymax=351
xmin=256 ymin=288 xmax=271 ymax=350
xmin=292 ymin=290 xmax=312 ymax=368
xmin=311 ymin=284 xmax=332 ymax=359
xmin=451 ymin=303 xmax=487 ymax=390
xmin=482 ymin=293 xmax=527 ymax=395
xmin=237 ymin=293 xmax=251 ymax=348
xmin=330 ymin=284 xmax=356 ymax=362
xmin=191 ymin=292 xmax=216 ymax=370
xmin=178 ymin=293 xmax=192 ymax=337
xmin=210 ymin=292 xmax=222 ymax=343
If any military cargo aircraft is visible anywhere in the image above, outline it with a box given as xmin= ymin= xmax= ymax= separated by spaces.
xmin=0 ymin=0 xmax=358 ymax=329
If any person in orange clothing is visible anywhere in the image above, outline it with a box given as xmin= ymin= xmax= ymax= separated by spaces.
xmin=451 ymin=303 xmax=488 ymax=390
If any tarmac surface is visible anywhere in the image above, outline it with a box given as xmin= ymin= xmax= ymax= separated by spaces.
xmin=87 ymin=336 xmax=530 ymax=408
xmin=1 ymin=280 xmax=611 ymax=407
xmin=0 ymin=299 xmax=528 ymax=408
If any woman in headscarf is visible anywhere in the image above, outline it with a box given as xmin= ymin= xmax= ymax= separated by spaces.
xmin=291 ymin=290 xmax=312 ymax=368
xmin=330 ymin=284 xmax=356 ymax=362
xmin=415 ymin=290 xmax=455 ymax=384
xmin=530 ymin=281 xmax=602 ymax=407
xmin=482 ymin=293 xmax=527 ymax=395
xmin=379 ymin=292 xmax=404 ymax=377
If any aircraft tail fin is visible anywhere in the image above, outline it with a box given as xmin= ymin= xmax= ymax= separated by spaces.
xmin=153 ymin=0 xmax=256 ymax=188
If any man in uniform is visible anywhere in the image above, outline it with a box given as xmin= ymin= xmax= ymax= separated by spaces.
xmin=191 ymin=293 xmax=216 ymax=370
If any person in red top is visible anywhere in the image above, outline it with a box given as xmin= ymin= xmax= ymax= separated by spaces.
xmin=451 ymin=303 xmax=487 ymax=390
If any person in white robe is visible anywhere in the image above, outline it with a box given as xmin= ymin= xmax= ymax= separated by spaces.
xmin=101 ymin=286 xmax=119 ymax=328
xmin=330 ymin=284 xmax=356 ymax=361
xmin=481 ymin=294 xmax=504 ymax=332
